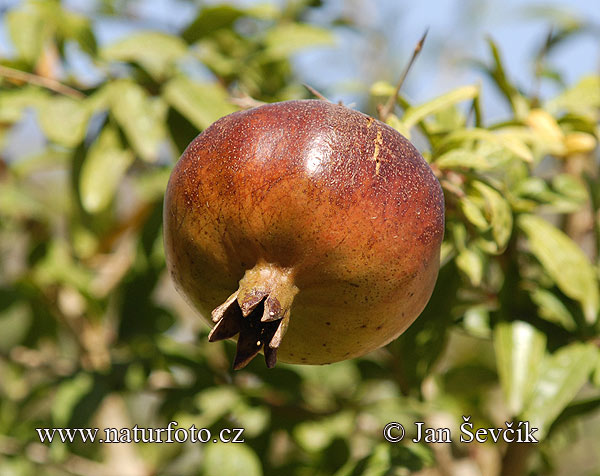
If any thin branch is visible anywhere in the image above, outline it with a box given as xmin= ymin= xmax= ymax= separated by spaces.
xmin=302 ymin=83 xmax=331 ymax=102
xmin=229 ymin=94 xmax=266 ymax=110
xmin=0 ymin=64 xmax=85 ymax=99
xmin=532 ymin=27 xmax=554 ymax=106
xmin=379 ymin=29 xmax=428 ymax=122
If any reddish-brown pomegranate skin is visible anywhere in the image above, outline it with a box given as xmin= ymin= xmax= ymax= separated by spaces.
xmin=164 ymin=99 xmax=444 ymax=367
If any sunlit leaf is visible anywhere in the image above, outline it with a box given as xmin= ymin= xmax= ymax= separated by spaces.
xmin=294 ymin=412 xmax=354 ymax=452
xmin=494 ymin=321 xmax=546 ymax=416
xmin=472 ymin=181 xmax=513 ymax=251
xmin=546 ymin=75 xmax=600 ymax=117
xmin=459 ymin=197 xmax=489 ymax=231
xmin=370 ymin=81 xmax=395 ymax=97
xmin=441 ymin=128 xmax=533 ymax=162
xmin=0 ymin=304 xmax=31 ymax=352
xmin=182 ymin=5 xmax=245 ymax=43
xmin=435 ymin=149 xmax=491 ymax=170
xmin=80 ymin=125 xmax=134 ymax=213
xmin=263 ymin=23 xmax=334 ymax=59
xmin=456 ymin=247 xmax=484 ymax=286
xmin=101 ymin=32 xmax=187 ymax=80
xmin=108 ymin=80 xmax=168 ymax=162
xmin=58 ymin=9 xmax=97 ymax=55
xmin=523 ymin=343 xmax=598 ymax=438
xmin=38 ymin=96 xmax=89 ymax=147
xmin=400 ymin=85 xmax=478 ymax=131
xmin=519 ymin=214 xmax=599 ymax=324
xmin=52 ymin=373 xmax=93 ymax=427
xmin=163 ymin=76 xmax=236 ymax=130
xmin=552 ymin=174 xmax=588 ymax=206
xmin=203 ymin=443 xmax=263 ymax=476
xmin=0 ymin=87 xmax=48 ymax=122
xmin=564 ymin=132 xmax=597 ymax=155
xmin=530 ymin=288 xmax=577 ymax=331
xmin=6 ymin=5 xmax=47 ymax=63
xmin=525 ymin=108 xmax=565 ymax=155
xmin=483 ymin=38 xmax=530 ymax=119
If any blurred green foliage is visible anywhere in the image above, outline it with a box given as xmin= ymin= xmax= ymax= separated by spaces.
xmin=0 ymin=1 xmax=599 ymax=475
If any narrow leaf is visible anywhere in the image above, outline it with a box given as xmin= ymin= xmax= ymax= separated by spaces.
xmin=546 ymin=75 xmax=600 ymax=117
xmin=263 ymin=24 xmax=334 ymax=59
xmin=519 ymin=214 xmax=599 ymax=324
xmin=441 ymin=128 xmax=533 ymax=162
xmin=204 ymin=443 xmax=263 ymax=476
xmin=522 ymin=343 xmax=598 ymax=438
xmin=101 ymin=32 xmax=187 ymax=80
xmin=38 ymin=96 xmax=89 ymax=147
xmin=401 ymin=85 xmax=479 ymax=131
xmin=0 ymin=87 xmax=48 ymax=122
xmin=6 ymin=6 xmax=46 ymax=63
xmin=436 ymin=149 xmax=491 ymax=171
xmin=80 ymin=125 xmax=134 ymax=213
xmin=456 ymin=247 xmax=484 ymax=286
xmin=472 ymin=181 xmax=513 ymax=250
xmin=530 ymin=288 xmax=577 ymax=331
xmin=459 ymin=197 xmax=489 ymax=231
xmin=494 ymin=321 xmax=546 ymax=416
xmin=163 ymin=77 xmax=236 ymax=131
xmin=108 ymin=80 xmax=167 ymax=162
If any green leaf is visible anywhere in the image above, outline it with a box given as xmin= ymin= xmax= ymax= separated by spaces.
xmin=203 ymin=443 xmax=262 ymax=476
xmin=494 ymin=321 xmax=546 ymax=416
xmin=441 ymin=128 xmax=533 ymax=162
xmin=80 ymin=125 xmax=134 ymax=213
xmin=456 ymin=247 xmax=484 ymax=286
xmin=182 ymin=5 xmax=245 ymax=43
xmin=263 ymin=23 xmax=334 ymax=59
xmin=294 ymin=412 xmax=354 ymax=452
xmin=518 ymin=214 xmax=599 ymax=324
xmin=163 ymin=76 xmax=236 ymax=131
xmin=101 ymin=32 xmax=187 ymax=80
xmin=546 ymin=75 xmax=600 ymax=117
xmin=108 ymin=80 xmax=167 ymax=162
xmin=552 ymin=174 xmax=588 ymax=206
xmin=530 ymin=288 xmax=577 ymax=331
xmin=363 ymin=444 xmax=391 ymax=476
xmin=0 ymin=304 xmax=31 ymax=352
xmin=522 ymin=343 xmax=598 ymax=438
xmin=370 ymin=81 xmax=396 ymax=97
xmin=435 ymin=149 xmax=491 ymax=171
xmin=195 ymin=387 xmax=241 ymax=428
xmin=400 ymin=85 xmax=479 ymax=131
xmin=0 ymin=87 xmax=49 ymax=123
xmin=484 ymin=38 xmax=530 ymax=119
xmin=6 ymin=5 xmax=47 ymax=63
xmin=459 ymin=197 xmax=489 ymax=231
xmin=38 ymin=96 xmax=89 ymax=147
xmin=472 ymin=181 xmax=513 ymax=251
xmin=58 ymin=9 xmax=97 ymax=56
xmin=52 ymin=373 xmax=94 ymax=427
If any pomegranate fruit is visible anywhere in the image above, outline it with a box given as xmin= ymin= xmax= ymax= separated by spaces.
xmin=163 ymin=100 xmax=444 ymax=369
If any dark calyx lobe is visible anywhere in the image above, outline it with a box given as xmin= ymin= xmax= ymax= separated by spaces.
xmin=208 ymin=292 xmax=284 ymax=370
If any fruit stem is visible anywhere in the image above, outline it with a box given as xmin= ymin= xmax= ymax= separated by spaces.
xmin=208 ymin=262 xmax=299 ymax=370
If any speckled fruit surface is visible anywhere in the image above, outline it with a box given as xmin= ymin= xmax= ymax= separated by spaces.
xmin=163 ymin=99 xmax=444 ymax=369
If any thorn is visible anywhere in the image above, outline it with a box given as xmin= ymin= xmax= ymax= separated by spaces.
xmin=379 ymin=28 xmax=429 ymax=122
xmin=303 ymin=83 xmax=331 ymax=102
